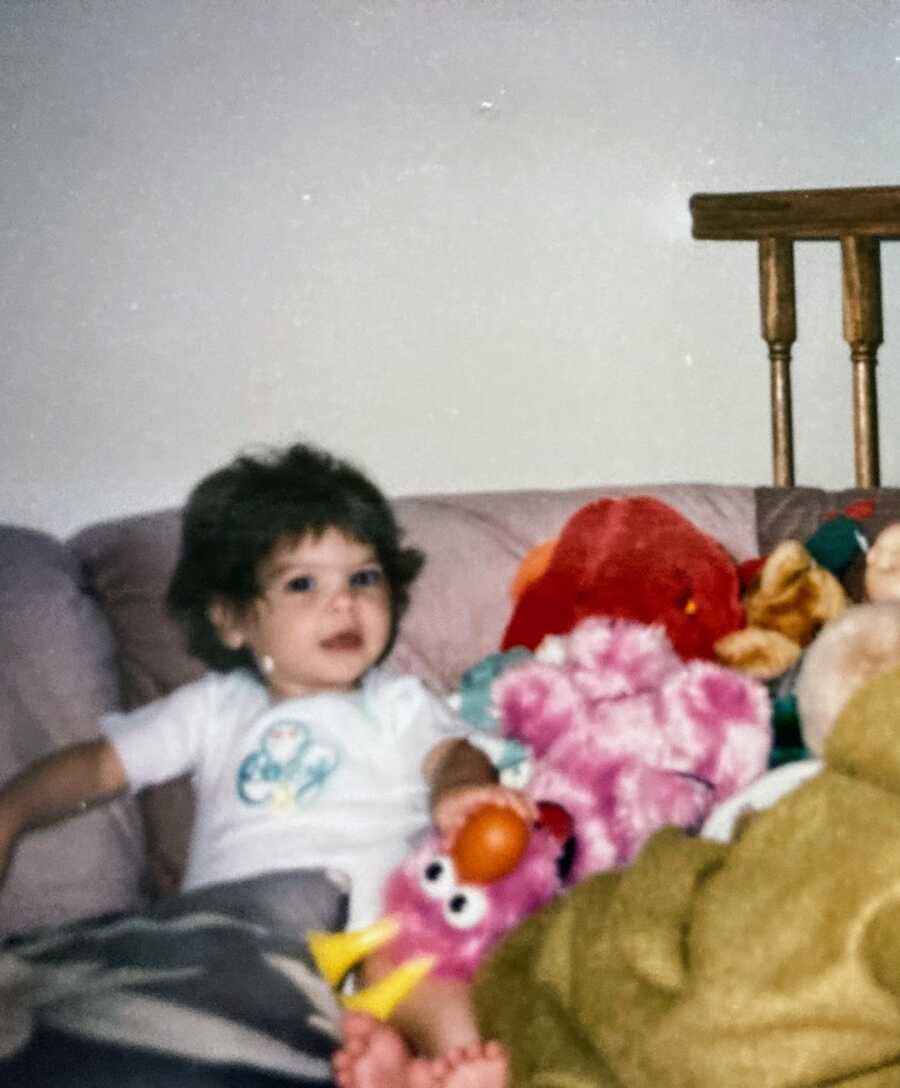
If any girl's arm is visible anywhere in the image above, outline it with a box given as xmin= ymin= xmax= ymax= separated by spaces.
xmin=423 ymin=737 xmax=497 ymax=809
xmin=0 ymin=737 xmax=128 ymax=881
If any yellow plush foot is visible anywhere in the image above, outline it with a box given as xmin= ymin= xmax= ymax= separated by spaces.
xmin=308 ymin=916 xmax=400 ymax=986
xmin=343 ymin=955 xmax=435 ymax=1020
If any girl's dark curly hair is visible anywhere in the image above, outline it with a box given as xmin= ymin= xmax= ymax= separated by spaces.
xmin=166 ymin=443 xmax=424 ymax=672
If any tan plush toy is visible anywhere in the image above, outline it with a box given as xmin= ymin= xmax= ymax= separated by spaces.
xmin=714 ymin=538 xmax=848 ymax=680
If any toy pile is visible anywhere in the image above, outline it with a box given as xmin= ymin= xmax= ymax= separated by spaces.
xmin=337 ymin=497 xmax=900 ymax=1003
xmin=379 ymin=613 xmax=771 ymax=980
xmin=473 ymin=556 xmax=900 ymax=1087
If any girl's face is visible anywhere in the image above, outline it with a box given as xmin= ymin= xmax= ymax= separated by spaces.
xmin=213 ymin=528 xmax=392 ymax=701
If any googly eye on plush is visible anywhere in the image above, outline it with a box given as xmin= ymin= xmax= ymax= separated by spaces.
xmin=442 ymin=886 xmax=488 ymax=929
xmin=419 ymin=855 xmax=456 ymax=898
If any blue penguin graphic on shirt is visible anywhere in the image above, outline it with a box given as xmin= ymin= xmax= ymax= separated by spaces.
xmin=237 ymin=718 xmax=339 ymax=809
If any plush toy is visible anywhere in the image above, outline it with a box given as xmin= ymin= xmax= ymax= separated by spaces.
xmin=864 ymin=523 xmax=900 ymax=603
xmin=703 ymin=598 xmax=900 ymax=841
xmin=448 ymin=648 xmax=531 ymax=730
xmin=380 ymin=813 xmax=565 ymax=981
xmin=493 ymin=616 xmax=772 ymax=879
xmin=501 ymin=497 xmax=746 ymax=662
xmin=794 ymin=599 xmax=900 ymax=757
xmin=713 ymin=538 xmax=848 ymax=680
xmin=805 ymin=508 xmax=870 ymax=575
xmin=377 ymin=616 xmax=771 ymax=980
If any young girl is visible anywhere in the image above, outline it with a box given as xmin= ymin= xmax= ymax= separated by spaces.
xmin=0 ymin=442 xmax=520 ymax=1088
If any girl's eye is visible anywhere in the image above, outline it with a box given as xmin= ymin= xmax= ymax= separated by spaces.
xmin=286 ymin=575 xmax=314 ymax=593
xmin=350 ymin=567 xmax=383 ymax=589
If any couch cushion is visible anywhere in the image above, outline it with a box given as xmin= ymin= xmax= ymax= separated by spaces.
xmin=0 ymin=526 xmax=144 ymax=935
xmin=68 ymin=510 xmax=203 ymax=710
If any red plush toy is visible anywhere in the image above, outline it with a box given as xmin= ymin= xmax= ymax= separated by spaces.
xmin=501 ymin=496 xmax=745 ymax=661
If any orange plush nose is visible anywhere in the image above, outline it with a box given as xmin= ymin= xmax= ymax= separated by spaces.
xmin=452 ymin=803 xmax=530 ymax=883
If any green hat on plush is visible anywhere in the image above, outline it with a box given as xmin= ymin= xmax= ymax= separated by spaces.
xmin=805 ymin=514 xmax=868 ymax=575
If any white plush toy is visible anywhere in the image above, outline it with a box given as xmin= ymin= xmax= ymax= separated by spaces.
xmin=865 ymin=523 xmax=900 ymax=603
xmin=794 ymin=599 xmax=900 ymax=757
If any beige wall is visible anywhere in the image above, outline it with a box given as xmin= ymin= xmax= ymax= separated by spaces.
xmin=3 ymin=0 xmax=899 ymax=536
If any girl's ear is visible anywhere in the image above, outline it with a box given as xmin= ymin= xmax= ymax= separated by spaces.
xmin=208 ymin=598 xmax=246 ymax=650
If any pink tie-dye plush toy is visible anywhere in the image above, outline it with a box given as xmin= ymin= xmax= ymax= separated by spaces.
xmin=382 ymin=616 xmax=772 ymax=980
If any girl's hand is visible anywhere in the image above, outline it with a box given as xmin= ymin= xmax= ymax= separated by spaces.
xmin=432 ymin=783 xmax=536 ymax=841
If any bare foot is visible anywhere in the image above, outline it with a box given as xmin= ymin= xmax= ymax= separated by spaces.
xmin=408 ymin=1041 xmax=510 ymax=1088
xmin=333 ymin=1011 xmax=509 ymax=1088
xmin=333 ymin=1011 xmax=412 ymax=1088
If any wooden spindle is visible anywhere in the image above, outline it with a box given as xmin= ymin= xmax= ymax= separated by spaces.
xmin=841 ymin=235 xmax=882 ymax=486
xmin=758 ymin=237 xmax=796 ymax=486
xmin=691 ymin=185 xmax=900 ymax=486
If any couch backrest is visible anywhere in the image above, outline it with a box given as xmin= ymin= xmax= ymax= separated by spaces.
xmin=67 ymin=483 xmax=761 ymax=705
xmin=755 ymin=486 xmax=900 ymax=601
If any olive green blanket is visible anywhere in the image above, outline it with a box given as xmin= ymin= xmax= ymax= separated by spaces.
xmin=474 ymin=667 xmax=900 ymax=1087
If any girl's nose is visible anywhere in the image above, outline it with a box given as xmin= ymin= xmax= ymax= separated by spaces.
xmin=328 ymin=584 xmax=354 ymax=610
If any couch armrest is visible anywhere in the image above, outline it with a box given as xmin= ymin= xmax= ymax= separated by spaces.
xmin=0 ymin=525 xmax=145 ymax=935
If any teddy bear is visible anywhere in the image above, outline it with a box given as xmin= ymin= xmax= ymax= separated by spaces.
xmin=377 ymin=616 xmax=772 ymax=981
xmin=711 ymin=522 xmax=900 ymax=767
xmin=713 ymin=538 xmax=848 ymax=681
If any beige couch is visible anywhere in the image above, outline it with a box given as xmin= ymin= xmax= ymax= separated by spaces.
xmin=2 ymin=480 xmax=897 ymax=937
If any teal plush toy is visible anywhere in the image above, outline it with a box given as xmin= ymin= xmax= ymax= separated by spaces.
xmin=454 ymin=648 xmax=531 ymax=730
xmin=449 ymin=648 xmax=534 ymax=786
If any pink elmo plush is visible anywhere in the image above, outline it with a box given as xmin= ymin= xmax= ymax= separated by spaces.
xmin=382 ymin=617 xmax=772 ymax=979
xmin=382 ymin=823 xmax=563 ymax=980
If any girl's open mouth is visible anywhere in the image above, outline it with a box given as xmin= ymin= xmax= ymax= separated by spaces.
xmin=321 ymin=631 xmax=363 ymax=651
